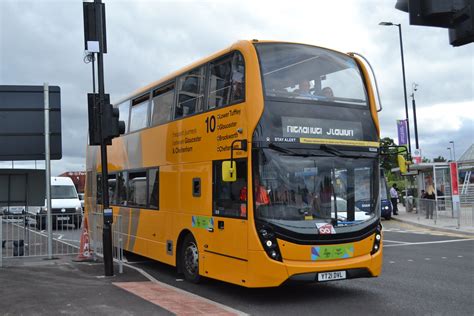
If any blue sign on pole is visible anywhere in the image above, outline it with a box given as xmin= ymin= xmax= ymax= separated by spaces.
xmin=397 ymin=119 xmax=408 ymax=145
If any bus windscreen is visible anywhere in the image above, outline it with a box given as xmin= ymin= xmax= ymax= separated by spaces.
xmin=256 ymin=43 xmax=368 ymax=106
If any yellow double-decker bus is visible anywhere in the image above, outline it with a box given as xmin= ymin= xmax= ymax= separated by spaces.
xmin=85 ymin=40 xmax=383 ymax=287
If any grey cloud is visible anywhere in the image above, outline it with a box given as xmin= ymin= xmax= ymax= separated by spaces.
xmin=1 ymin=0 xmax=472 ymax=176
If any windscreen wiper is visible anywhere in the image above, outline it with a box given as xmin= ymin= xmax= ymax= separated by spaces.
xmin=319 ymin=144 xmax=344 ymax=156
xmin=319 ymin=144 xmax=369 ymax=159
xmin=269 ymin=143 xmax=302 ymax=156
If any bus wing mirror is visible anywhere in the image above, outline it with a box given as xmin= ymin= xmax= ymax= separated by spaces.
xmin=222 ymin=161 xmax=237 ymax=182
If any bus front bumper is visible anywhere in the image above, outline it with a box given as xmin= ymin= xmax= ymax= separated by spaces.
xmin=246 ymin=247 xmax=382 ymax=287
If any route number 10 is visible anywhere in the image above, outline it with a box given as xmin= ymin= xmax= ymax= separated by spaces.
xmin=205 ymin=115 xmax=216 ymax=133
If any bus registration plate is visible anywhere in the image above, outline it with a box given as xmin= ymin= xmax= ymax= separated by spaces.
xmin=317 ymin=271 xmax=346 ymax=282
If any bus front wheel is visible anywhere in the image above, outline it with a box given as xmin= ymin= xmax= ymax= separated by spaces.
xmin=180 ymin=234 xmax=201 ymax=283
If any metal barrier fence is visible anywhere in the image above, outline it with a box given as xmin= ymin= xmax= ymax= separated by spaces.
xmin=1 ymin=213 xmax=82 ymax=267
xmin=408 ymin=198 xmax=474 ymax=228
xmin=88 ymin=212 xmax=124 ymax=273
xmin=1 ymin=212 xmax=124 ymax=271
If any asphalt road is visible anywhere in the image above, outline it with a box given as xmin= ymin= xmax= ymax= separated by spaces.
xmin=127 ymin=220 xmax=474 ymax=316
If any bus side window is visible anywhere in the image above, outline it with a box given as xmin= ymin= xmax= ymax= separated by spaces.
xmin=213 ymin=159 xmax=247 ymax=218
xmin=127 ymin=171 xmax=147 ymax=208
xmin=175 ymin=67 xmax=205 ymax=119
xmin=230 ymin=52 xmax=245 ymax=103
xmin=151 ymin=84 xmax=174 ymax=126
xmin=117 ymin=171 xmax=128 ymax=206
xmin=108 ymin=173 xmax=117 ymax=205
xmin=130 ymin=94 xmax=150 ymax=132
xmin=208 ymin=55 xmax=232 ymax=109
xmin=208 ymin=52 xmax=245 ymax=109
xmin=148 ymin=168 xmax=159 ymax=209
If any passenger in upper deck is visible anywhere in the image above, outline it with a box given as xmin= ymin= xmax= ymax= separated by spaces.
xmin=294 ymin=80 xmax=316 ymax=99
xmin=321 ymin=87 xmax=334 ymax=98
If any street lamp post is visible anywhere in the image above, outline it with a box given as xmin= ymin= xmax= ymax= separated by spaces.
xmin=450 ymin=141 xmax=456 ymax=161
xmin=410 ymin=83 xmax=419 ymax=150
xmin=447 ymin=147 xmax=453 ymax=161
xmin=379 ymin=21 xmax=411 ymax=155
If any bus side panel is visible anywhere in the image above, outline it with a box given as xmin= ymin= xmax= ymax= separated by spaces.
xmin=246 ymin=250 xmax=289 ymax=287
xmin=202 ymin=252 xmax=248 ymax=286
xmin=161 ymin=162 xmax=213 ymax=266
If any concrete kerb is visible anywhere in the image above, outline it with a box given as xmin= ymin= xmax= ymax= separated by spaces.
xmin=390 ymin=216 xmax=474 ymax=237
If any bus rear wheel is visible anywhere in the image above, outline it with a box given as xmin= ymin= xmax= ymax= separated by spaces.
xmin=180 ymin=234 xmax=201 ymax=283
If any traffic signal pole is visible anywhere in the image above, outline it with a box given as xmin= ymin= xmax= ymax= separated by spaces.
xmin=84 ymin=0 xmax=125 ymax=276
xmin=94 ymin=0 xmax=114 ymax=277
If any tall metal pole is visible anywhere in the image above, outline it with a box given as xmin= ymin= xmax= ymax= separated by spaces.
xmin=397 ymin=24 xmax=411 ymax=155
xmin=411 ymin=84 xmax=419 ymax=150
xmin=450 ymin=141 xmax=456 ymax=161
xmin=447 ymin=147 xmax=453 ymax=161
xmin=95 ymin=0 xmax=113 ymax=276
xmin=44 ymin=83 xmax=53 ymax=259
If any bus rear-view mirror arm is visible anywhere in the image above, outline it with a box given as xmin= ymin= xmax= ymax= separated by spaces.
xmin=222 ymin=140 xmax=247 ymax=182
xmin=348 ymin=52 xmax=383 ymax=113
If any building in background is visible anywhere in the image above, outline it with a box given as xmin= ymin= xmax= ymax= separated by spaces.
xmin=58 ymin=171 xmax=85 ymax=193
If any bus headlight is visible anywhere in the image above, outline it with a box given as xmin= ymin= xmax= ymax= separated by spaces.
xmin=371 ymin=223 xmax=382 ymax=255
xmin=256 ymin=224 xmax=282 ymax=262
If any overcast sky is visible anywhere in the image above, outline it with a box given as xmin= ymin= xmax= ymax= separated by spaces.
xmin=1 ymin=0 xmax=473 ymax=175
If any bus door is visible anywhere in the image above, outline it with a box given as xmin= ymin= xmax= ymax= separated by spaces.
xmin=204 ymin=159 xmax=248 ymax=283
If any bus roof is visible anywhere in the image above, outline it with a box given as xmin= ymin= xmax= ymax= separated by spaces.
xmin=113 ymin=40 xmax=347 ymax=105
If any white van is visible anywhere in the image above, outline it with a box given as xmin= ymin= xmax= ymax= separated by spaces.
xmin=33 ymin=177 xmax=83 ymax=230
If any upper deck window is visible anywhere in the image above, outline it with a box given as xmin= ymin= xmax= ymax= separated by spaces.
xmin=151 ymin=83 xmax=174 ymax=126
xmin=175 ymin=66 xmax=206 ymax=119
xmin=208 ymin=52 xmax=245 ymax=109
xmin=256 ymin=43 xmax=368 ymax=106
xmin=130 ymin=94 xmax=150 ymax=132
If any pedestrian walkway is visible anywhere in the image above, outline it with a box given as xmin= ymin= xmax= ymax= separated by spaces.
xmin=391 ymin=204 xmax=474 ymax=236
xmin=0 ymin=256 xmax=170 ymax=315
xmin=0 ymin=255 xmax=245 ymax=315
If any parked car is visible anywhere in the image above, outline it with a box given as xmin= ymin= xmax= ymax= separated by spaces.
xmin=1 ymin=206 xmax=26 ymax=217
xmin=31 ymin=177 xmax=83 ymax=230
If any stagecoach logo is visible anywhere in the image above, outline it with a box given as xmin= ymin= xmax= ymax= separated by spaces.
xmin=282 ymin=117 xmax=363 ymax=140
xmin=311 ymin=244 xmax=354 ymax=261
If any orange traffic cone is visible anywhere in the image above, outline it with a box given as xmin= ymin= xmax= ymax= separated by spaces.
xmin=74 ymin=216 xmax=94 ymax=262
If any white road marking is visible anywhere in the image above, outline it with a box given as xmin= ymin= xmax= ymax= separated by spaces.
xmin=457 ymin=255 xmax=464 ymax=258
xmin=383 ymin=239 xmax=409 ymax=244
xmin=408 ymin=259 xmax=414 ymax=262
xmin=425 ymin=258 xmax=431 ymax=260
xmin=384 ymin=238 xmax=474 ymax=247
xmin=442 ymin=257 xmax=447 ymax=259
